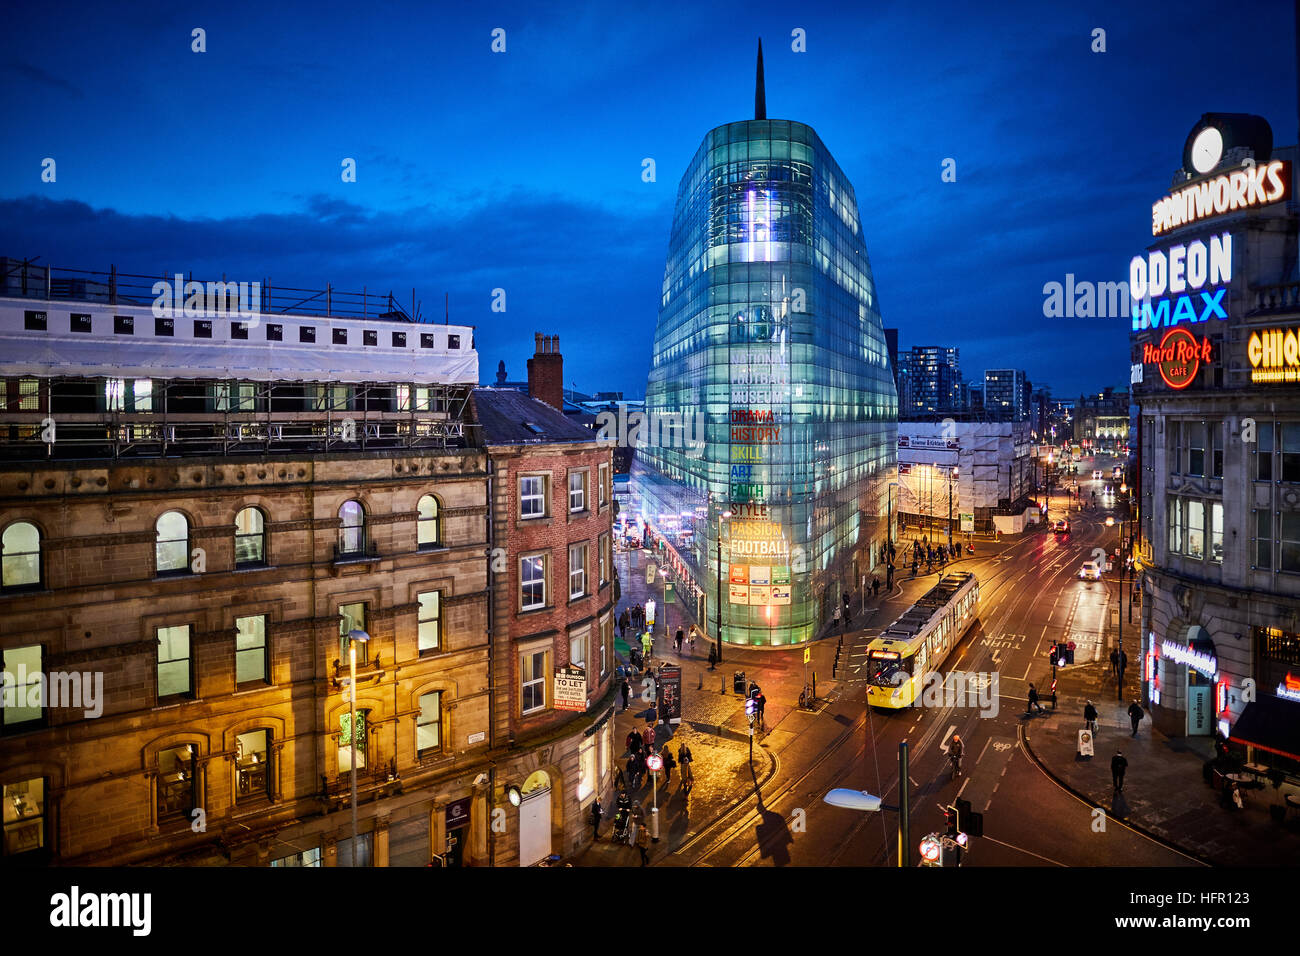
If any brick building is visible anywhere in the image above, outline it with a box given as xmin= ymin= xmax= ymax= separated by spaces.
xmin=0 ymin=267 xmax=613 ymax=866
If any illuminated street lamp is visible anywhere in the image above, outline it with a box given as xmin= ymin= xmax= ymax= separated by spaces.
xmin=823 ymin=740 xmax=911 ymax=867
xmin=715 ymin=509 xmax=733 ymax=663
xmin=947 ymin=467 xmax=959 ymax=547
xmin=346 ymin=628 xmax=370 ymax=867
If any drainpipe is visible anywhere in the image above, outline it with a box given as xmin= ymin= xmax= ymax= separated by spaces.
xmin=485 ymin=453 xmax=497 ymax=867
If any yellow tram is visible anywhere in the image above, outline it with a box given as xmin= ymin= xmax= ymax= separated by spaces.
xmin=866 ymin=572 xmax=980 ymax=709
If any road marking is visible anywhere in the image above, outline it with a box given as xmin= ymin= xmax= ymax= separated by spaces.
xmin=978 ymin=834 xmax=1069 ymax=867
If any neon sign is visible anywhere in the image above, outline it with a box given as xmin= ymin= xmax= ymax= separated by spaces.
xmin=1130 ymin=233 xmax=1232 ymax=330
xmin=1248 ymin=328 xmax=1300 ymax=383
xmin=1278 ymin=673 xmax=1300 ymax=703
xmin=1160 ymin=640 xmax=1218 ymax=679
xmin=1216 ymin=680 xmax=1229 ymax=715
xmin=1141 ymin=327 xmax=1211 ymax=389
xmin=1152 ymin=160 xmax=1290 ymax=236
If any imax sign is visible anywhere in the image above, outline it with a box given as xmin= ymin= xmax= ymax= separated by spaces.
xmin=1129 ymin=233 xmax=1232 ymax=331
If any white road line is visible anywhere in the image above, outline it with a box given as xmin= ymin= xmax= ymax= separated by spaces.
xmin=1021 ymin=663 xmax=1031 ymax=681
xmin=957 ymin=776 xmax=971 ymax=798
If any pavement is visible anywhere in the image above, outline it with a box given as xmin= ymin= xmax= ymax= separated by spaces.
xmin=1022 ymin=660 xmax=1300 ymax=866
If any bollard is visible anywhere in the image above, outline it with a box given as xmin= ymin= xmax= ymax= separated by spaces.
xmin=720 ymin=676 xmax=726 ymax=695
xmin=813 ymin=672 xmax=817 ymax=702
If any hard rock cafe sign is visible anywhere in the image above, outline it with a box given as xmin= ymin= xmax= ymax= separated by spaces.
xmin=1141 ymin=327 xmax=1211 ymax=390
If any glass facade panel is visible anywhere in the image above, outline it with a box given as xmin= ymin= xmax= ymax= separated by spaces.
xmin=633 ymin=119 xmax=897 ymax=645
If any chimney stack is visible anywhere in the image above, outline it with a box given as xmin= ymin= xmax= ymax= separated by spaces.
xmin=527 ymin=331 xmax=564 ymax=410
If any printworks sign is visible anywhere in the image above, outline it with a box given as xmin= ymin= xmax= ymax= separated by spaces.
xmin=1141 ymin=328 xmax=1211 ymax=390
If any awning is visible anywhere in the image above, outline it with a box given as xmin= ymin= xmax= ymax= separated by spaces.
xmin=1230 ymin=695 xmax=1300 ymax=762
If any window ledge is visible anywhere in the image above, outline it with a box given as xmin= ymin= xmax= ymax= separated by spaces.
xmin=568 ymin=593 xmax=588 ymax=606
xmin=518 ymin=604 xmax=554 ymax=617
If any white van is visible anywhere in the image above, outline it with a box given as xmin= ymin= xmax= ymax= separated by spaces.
xmin=1078 ymin=561 xmax=1101 ymax=581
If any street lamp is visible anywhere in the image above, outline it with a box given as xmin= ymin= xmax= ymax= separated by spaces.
xmin=823 ymin=741 xmax=911 ymax=867
xmin=947 ymin=467 xmax=959 ymax=547
xmin=887 ymin=482 xmax=899 ymax=591
xmin=346 ymin=627 xmax=370 ymax=867
xmin=715 ymin=509 xmax=733 ymax=664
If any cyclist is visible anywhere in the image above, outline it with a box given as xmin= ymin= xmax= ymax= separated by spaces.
xmin=949 ymin=734 xmax=964 ymax=777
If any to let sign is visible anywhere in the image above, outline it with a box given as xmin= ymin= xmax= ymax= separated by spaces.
xmin=554 ymin=666 xmax=587 ymax=712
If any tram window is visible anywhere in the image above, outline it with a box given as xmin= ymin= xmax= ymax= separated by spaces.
xmin=867 ymin=655 xmax=911 ymax=687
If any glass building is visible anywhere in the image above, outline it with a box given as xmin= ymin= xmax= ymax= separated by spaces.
xmin=632 ymin=48 xmax=897 ymax=646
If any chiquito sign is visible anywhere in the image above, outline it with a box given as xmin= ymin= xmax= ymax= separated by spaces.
xmin=1248 ymin=327 xmax=1300 ymax=383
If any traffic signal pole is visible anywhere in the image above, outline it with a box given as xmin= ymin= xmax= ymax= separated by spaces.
xmin=899 ymin=741 xmax=910 ymax=868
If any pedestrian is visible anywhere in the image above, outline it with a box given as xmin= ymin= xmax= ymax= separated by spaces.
xmin=614 ymin=766 xmax=626 ymax=791
xmin=658 ymin=699 xmax=670 ymax=726
xmin=833 ymin=603 xmax=841 ymax=631
xmin=1084 ymin=699 xmax=1098 ymax=733
xmin=626 ymin=730 xmax=641 ymax=756
xmin=688 ymin=625 xmax=697 ymax=652
xmin=1028 ymin=683 xmax=1043 ymax=714
xmin=642 ymin=723 xmax=655 ymax=754
xmin=756 ymin=690 xmax=767 ymax=731
xmin=1112 ymin=750 xmax=1128 ymax=790
xmin=619 ymin=609 xmax=630 ymax=637
xmin=1128 ymin=699 xmax=1145 ymax=737
xmin=635 ymin=812 xmax=650 ymax=865
xmin=1109 ymin=649 xmax=1119 ymax=679
xmin=590 ymin=797 xmax=603 ymax=841
xmin=620 ymin=678 xmax=631 ymax=712
xmin=626 ymin=755 xmax=639 ymax=791
xmin=631 ymin=752 xmax=646 ymax=791
xmin=641 ymin=630 xmax=653 ymax=665
xmin=708 ymin=644 xmax=717 ymax=670
xmin=661 ymin=745 xmax=676 ymax=785
xmin=678 ymin=742 xmax=694 ymax=792
xmin=674 ymin=627 xmax=684 ymax=654
xmin=1120 ymin=650 xmax=1129 ymax=678
xmin=872 ymin=576 xmax=880 ymax=598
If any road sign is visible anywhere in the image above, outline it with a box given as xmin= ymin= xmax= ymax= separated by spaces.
xmin=803 ymin=646 xmax=811 ymax=664
xmin=960 ymin=513 xmax=974 ymax=533
xmin=1078 ymin=729 xmax=1095 ymax=757
xmin=646 ymin=754 xmax=663 ymax=773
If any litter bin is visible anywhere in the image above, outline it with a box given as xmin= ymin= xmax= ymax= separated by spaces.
xmin=733 ymin=671 xmax=747 ymax=695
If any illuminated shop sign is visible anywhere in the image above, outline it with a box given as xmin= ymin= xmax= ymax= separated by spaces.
xmin=1130 ymin=233 xmax=1232 ymax=331
xmin=1247 ymin=328 xmax=1300 ymax=383
xmin=898 ymin=437 xmax=958 ymax=449
xmin=730 ymin=409 xmax=781 ymax=443
xmin=729 ymin=348 xmax=790 ymax=404
xmin=1140 ymin=328 xmax=1212 ymax=390
xmin=1277 ymin=673 xmax=1300 ymax=702
xmin=1152 ymin=160 xmax=1290 ymax=236
xmin=1159 ymin=640 xmax=1218 ymax=679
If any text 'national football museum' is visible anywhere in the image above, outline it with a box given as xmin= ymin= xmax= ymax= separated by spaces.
xmin=631 ymin=42 xmax=897 ymax=647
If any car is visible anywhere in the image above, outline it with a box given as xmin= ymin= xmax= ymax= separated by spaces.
xmin=1053 ymin=519 xmax=1070 ymax=534
xmin=1104 ymin=484 xmax=1114 ymax=496
xmin=1079 ymin=560 xmax=1101 ymax=581
xmin=1092 ymin=469 xmax=1103 ymax=480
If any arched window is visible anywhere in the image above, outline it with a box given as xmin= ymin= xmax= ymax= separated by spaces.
xmin=1 ymin=522 xmax=41 ymax=588
xmin=417 ymin=494 xmax=441 ymax=549
xmin=339 ymin=500 xmax=365 ymax=556
xmin=234 ymin=507 xmax=266 ymax=566
xmin=155 ymin=511 xmax=190 ymax=574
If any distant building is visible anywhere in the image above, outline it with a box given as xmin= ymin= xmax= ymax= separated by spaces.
xmin=898 ymin=346 xmax=963 ymax=419
xmin=1074 ymin=387 xmax=1130 ymax=445
xmin=983 ymin=369 xmax=1029 ymax=421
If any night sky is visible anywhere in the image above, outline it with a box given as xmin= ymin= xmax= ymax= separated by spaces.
xmin=1 ymin=0 xmax=1295 ymax=401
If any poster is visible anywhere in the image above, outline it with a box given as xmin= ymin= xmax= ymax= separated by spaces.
xmin=554 ymin=666 xmax=587 ymax=712
xmin=729 ymin=583 xmax=750 ymax=605
xmin=657 ymin=665 xmax=682 ymax=723
xmin=729 ymin=564 xmax=749 ymax=585
xmin=748 ymin=565 xmax=771 ymax=586
xmin=771 ymin=584 xmax=791 ymax=605
xmin=1077 ymin=729 xmax=1094 ymax=757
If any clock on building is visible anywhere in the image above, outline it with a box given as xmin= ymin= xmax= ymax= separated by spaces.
xmin=1181 ymin=113 xmax=1273 ymax=178
xmin=1189 ymin=127 xmax=1223 ymax=175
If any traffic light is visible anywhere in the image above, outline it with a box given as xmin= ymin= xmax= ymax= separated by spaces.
xmin=1049 ymin=644 xmax=1059 ymax=667
xmin=944 ymin=805 xmax=958 ymax=837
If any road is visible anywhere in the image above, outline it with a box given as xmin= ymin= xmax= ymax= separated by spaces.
xmin=670 ymin=452 xmax=1199 ymax=867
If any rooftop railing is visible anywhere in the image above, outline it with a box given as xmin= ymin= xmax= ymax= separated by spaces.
xmin=1 ymin=257 xmax=425 ymax=322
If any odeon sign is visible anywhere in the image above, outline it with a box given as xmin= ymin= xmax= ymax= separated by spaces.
xmin=1130 ymin=232 xmax=1232 ymax=331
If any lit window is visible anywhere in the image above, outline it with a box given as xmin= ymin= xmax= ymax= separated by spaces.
xmin=157 ymin=745 xmax=196 ymax=819
xmin=338 ymin=500 xmax=365 ymax=555
xmin=569 ymin=631 xmax=586 ymax=670
xmin=235 ymin=614 xmax=268 ymax=684
xmin=578 ymin=736 xmax=595 ymax=801
xmin=155 ymin=511 xmax=190 ymax=574
xmin=417 ymin=494 xmax=441 ymax=548
xmin=3 ymin=778 xmax=46 ymax=857
xmin=569 ymin=543 xmax=587 ymax=598
xmin=234 ymin=506 xmax=266 ymax=565
xmin=1281 ymin=514 xmax=1300 ymax=573
xmin=521 ymin=554 xmax=546 ymax=610
xmin=520 ymin=476 xmax=546 ymax=518
xmin=339 ymin=604 xmax=367 ymax=663
xmin=2 ymin=645 xmax=42 ymax=726
xmin=1187 ymin=500 xmax=1204 ymax=559
xmin=521 ymin=650 xmax=547 ymax=715
xmin=568 ymin=471 xmax=586 ymax=512
xmin=417 ymin=692 xmax=442 ymax=753
xmin=598 ymin=463 xmax=609 ymax=507
xmin=1210 ymin=502 xmax=1223 ymax=564
xmin=1 ymin=522 xmax=41 ymax=588
xmin=417 ymin=591 xmax=440 ymax=652
xmin=133 ymin=379 xmax=153 ymax=413
xmin=236 ymin=729 xmax=270 ymax=800
xmin=338 ymin=710 xmax=368 ymax=772
xmin=157 ymin=624 xmax=192 ymax=698
xmin=271 ymin=847 xmax=321 ymax=867
xmin=396 ymin=385 xmax=411 ymax=411
xmin=105 ymin=378 xmax=125 ymax=411
xmin=17 ymin=379 xmax=38 ymax=411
